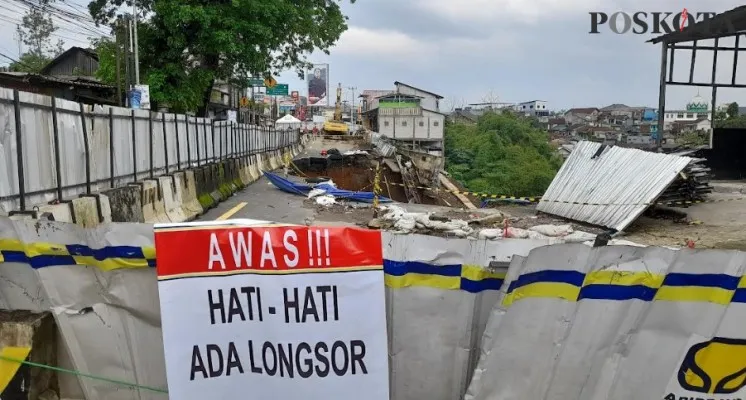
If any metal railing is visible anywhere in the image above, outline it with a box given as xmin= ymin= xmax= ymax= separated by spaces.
xmin=0 ymin=88 xmax=301 ymax=215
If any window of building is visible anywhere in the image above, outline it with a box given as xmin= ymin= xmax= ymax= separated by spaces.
xmin=686 ymin=113 xmax=694 ymax=118
xmin=419 ymin=121 xmax=424 ymax=127
xmin=677 ymin=113 xmax=684 ymax=118
xmin=402 ymin=120 xmax=407 ymax=126
xmin=384 ymin=121 xmax=390 ymax=127
xmin=530 ymin=105 xmax=534 ymax=109
xmin=433 ymin=121 xmax=440 ymax=127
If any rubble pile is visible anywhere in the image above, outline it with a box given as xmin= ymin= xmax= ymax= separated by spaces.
xmin=365 ymin=205 xmax=649 ymax=247
xmin=657 ymin=158 xmax=713 ymax=207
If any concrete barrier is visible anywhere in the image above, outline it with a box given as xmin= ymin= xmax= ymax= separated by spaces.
xmin=210 ymin=163 xmax=227 ymax=203
xmin=229 ymin=159 xmax=245 ymax=190
xmin=158 ymin=176 xmax=187 ymax=223
xmin=193 ymin=166 xmax=216 ymax=210
xmin=248 ymin=158 xmax=260 ymax=182
xmin=71 ymin=196 xmax=100 ymax=228
xmin=102 ymin=185 xmax=144 ymax=223
xmin=181 ymin=170 xmax=204 ymax=218
xmin=0 ymin=310 xmax=57 ymax=399
xmin=239 ymin=158 xmax=251 ymax=186
xmin=37 ymin=203 xmax=74 ymax=223
xmin=269 ymin=151 xmax=280 ymax=170
xmin=139 ymin=180 xmax=169 ymax=223
xmin=172 ymin=172 xmax=200 ymax=221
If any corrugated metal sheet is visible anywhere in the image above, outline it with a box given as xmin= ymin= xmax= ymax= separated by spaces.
xmin=537 ymin=141 xmax=692 ymax=231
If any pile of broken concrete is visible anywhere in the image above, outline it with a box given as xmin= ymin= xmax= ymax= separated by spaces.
xmin=368 ymin=205 xmax=646 ymax=247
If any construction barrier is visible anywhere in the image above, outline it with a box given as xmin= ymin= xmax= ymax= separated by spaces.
xmin=0 ymin=216 xmax=553 ymax=400
xmin=467 ymin=243 xmax=746 ymax=400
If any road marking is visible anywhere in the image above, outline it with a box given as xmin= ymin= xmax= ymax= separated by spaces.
xmin=216 ymin=202 xmax=247 ymax=220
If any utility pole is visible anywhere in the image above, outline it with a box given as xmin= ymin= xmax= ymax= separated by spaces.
xmin=132 ymin=1 xmax=140 ymax=84
xmin=124 ymin=18 xmax=132 ymax=106
xmin=14 ymin=25 xmax=22 ymax=58
xmin=347 ymin=86 xmax=357 ymax=127
xmin=115 ymin=20 xmax=122 ymax=106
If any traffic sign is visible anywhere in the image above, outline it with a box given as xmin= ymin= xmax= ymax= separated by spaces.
xmin=264 ymin=76 xmax=277 ymax=88
xmin=266 ymin=84 xmax=289 ymax=96
xmin=248 ymin=78 xmax=264 ymax=86
xmin=239 ymin=96 xmax=249 ymax=107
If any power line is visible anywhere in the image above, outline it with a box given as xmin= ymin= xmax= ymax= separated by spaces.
xmin=0 ymin=50 xmax=36 ymax=71
xmin=8 ymin=0 xmax=111 ymax=38
xmin=0 ymin=13 xmax=93 ymax=45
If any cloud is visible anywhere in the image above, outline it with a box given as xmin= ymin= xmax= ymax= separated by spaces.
xmin=414 ymin=0 xmax=605 ymax=24
xmin=332 ymin=27 xmax=432 ymax=59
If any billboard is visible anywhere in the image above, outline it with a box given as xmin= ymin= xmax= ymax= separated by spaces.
xmin=307 ymin=63 xmax=329 ymax=106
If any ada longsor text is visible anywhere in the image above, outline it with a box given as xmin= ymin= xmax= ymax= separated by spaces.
xmin=190 ymin=339 xmax=368 ymax=380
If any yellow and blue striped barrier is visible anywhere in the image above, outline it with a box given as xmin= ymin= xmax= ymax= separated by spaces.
xmin=0 ymin=239 xmax=504 ymax=293
xmin=503 ymin=269 xmax=746 ymax=306
xmin=383 ymin=260 xmax=506 ymax=293
xmin=6 ymin=239 xmax=746 ymax=302
xmin=0 ymin=239 xmax=155 ymax=271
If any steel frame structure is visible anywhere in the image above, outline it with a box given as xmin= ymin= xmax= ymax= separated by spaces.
xmin=649 ymin=6 xmax=746 ymax=149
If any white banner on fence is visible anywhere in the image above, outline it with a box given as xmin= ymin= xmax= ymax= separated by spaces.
xmin=154 ymin=221 xmax=389 ymax=400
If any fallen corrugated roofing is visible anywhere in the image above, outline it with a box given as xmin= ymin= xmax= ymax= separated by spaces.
xmin=537 ymin=141 xmax=692 ymax=231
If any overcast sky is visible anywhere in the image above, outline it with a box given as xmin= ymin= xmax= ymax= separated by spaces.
xmin=1 ymin=0 xmax=744 ymax=110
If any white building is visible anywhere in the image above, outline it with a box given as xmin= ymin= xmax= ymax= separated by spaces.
xmin=514 ymin=100 xmax=549 ymax=117
xmin=394 ymin=81 xmax=442 ymax=112
xmin=662 ymin=94 xmax=711 ymax=131
xmin=361 ymin=86 xmax=446 ymax=155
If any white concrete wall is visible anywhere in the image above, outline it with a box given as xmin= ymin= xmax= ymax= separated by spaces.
xmin=0 ymin=88 xmax=298 ymax=214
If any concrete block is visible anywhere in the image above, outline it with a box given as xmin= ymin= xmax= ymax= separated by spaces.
xmin=140 ymin=180 xmax=169 ymax=223
xmin=239 ymin=159 xmax=251 ymax=186
xmin=173 ymin=172 xmax=200 ymax=221
xmin=183 ymin=170 xmax=205 ymax=217
xmin=71 ymin=197 xmax=100 ymax=228
xmin=269 ymin=152 xmax=280 ymax=170
xmin=193 ymin=167 xmax=215 ymax=210
xmin=158 ymin=176 xmax=188 ymax=223
xmin=36 ymin=203 xmax=73 ymax=223
xmin=97 ymin=194 xmax=113 ymax=223
xmin=102 ymin=185 xmax=144 ymax=222
xmin=0 ymin=310 xmax=57 ymax=400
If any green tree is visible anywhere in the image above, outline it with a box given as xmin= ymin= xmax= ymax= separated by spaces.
xmin=444 ymin=112 xmax=563 ymax=197
xmin=11 ymin=2 xmax=65 ymax=73
xmin=727 ymin=102 xmax=739 ymax=118
xmin=88 ymin=0 xmax=354 ymax=114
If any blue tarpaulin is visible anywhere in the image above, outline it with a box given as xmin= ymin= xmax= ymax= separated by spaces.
xmin=263 ymin=171 xmax=392 ymax=203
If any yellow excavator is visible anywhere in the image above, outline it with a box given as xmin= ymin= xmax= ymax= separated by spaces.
xmin=322 ymin=83 xmax=348 ymax=135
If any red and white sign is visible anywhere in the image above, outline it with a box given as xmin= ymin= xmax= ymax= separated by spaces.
xmin=154 ymin=220 xmax=389 ymax=400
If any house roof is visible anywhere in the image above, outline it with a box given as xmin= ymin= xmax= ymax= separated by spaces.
xmin=0 ymin=71 xmax=113 ymax=89
xmin=359 ymin=89 xmax=392 ymax=98
xmin=378 ymin=93 xmax=422 ymax=100
xmin=394 ymin=81 xmax=444 ymax=99
xmin=649 ymin=5 xmax=746 ymax=44
xmin=421 ymin=107 xmax=448 ymax=116
xmin=548 ymin=118 xmax=565 ymax=125
xmin=40 ymin=46 xmax=99 ymax=75
xmin=566 ymin=107 xmax=599 ymax=114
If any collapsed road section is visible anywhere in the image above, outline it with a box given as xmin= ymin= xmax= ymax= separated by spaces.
xmin=285 ymin=135 xmax=467 ymax=207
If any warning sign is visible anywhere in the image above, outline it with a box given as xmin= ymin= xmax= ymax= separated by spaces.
xmin=662 ymin=334 xmax=746 ymax=400
xmin=154 ymin=221 xmax=389 ymax=400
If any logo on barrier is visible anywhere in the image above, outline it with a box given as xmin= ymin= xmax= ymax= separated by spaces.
xmin=664 ymin=336 xmax=746 ymax=399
